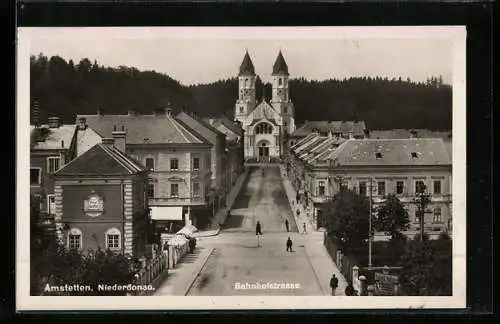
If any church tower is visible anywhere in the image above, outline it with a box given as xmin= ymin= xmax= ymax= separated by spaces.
xmin=271 ymin=50 xmax=295 ymax=135
xmin=234 ymin=51 xmax=256 ymax=124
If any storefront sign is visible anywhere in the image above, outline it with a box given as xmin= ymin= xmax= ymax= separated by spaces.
xmin=84 ymin=192 xmax=104 ymax=217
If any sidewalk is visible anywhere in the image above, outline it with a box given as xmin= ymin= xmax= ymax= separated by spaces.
xmin=279 ymin=165 xmax=314 ymax=235
xmin=194 ymin=169 xmax=250 ymax=238
xmin=305 ymin=232 xmax=348 ymax=296
xmin=154 ymin=246 xmax=214 ymax=296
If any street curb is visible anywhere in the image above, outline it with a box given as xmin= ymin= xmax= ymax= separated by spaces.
xmin=183 ymin=247 xmax=215 ymax=296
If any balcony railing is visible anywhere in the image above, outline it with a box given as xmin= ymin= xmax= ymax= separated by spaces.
xmin=148 ymin=196 xmax=207 ymax=206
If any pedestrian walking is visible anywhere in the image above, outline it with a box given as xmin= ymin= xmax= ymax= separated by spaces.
xmin=296 ymin=209 xmax=300 ymax=217
xmin=330 ymin=274 xmax=339 ymax=295
xmin=296 ymin=193 xmax=300 ymax=204
xmin=255 ymin=221 xmax=262 ymax=236
xmin=303 ymin=222 xmax=307 ymax=234
xmin=285 ymin=219 xmax=290 ymax=232
xmin=286 ymin=237 xmax=293 ymax=252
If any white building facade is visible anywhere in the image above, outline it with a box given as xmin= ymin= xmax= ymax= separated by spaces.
xmin=234 ymin=51 xmax=296 ymax=162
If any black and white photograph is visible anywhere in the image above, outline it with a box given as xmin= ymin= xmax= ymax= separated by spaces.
xmin=17 ymin=26 xmax=466 ymax=310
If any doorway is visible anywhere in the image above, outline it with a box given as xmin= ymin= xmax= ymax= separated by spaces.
xmin=258 ymin=142 xmax=269 ymax=163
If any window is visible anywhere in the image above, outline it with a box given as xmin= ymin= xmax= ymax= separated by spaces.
xmin=433 ymin=180 xmax=442 ymax=195
xmin=377 ymin=181 xmax=386 ymax=196
xmin=279 ymin=78 xmax=283 ymax=86
xmin=146 ymin=183 xmax=155 ymax=198
xmin=359 ymin=181 xmax=367 ymax=196
xmin=414 ymin=210 xmax=421 ymax=223
xmin=193 ymin=157 xmax=200 ymax=170
xmin=193 ymin=182 xmax=200 ymax=197
xmin=170 ymin=158 xmax=178 ymax=170
xmin=411 ymin=152 xmax=419 ymax=159
xmin=105 ymin=228 xmax=121 ymax=250
xmin=433 ymin=207 xmax=442 ymax=223
xmin=47 ymin=194 xmax=56 ymax=214
xmin=375 ymin=152 xmax=383 ymax=159
xmin=318 ymin=181 xmax=325 ymax=196
xmin=240 ymin=106 xmax=244 ymax=113
xmin=145 ymin=158 xmax=155 ymax=171
xmin=340 ymin=182 xmax=348 ymax=190
xmin=47 ymin=157 xmax=60 ymax=173
xmin=415 ymin=180 xmax=426 ymax=194
xmin=67 ymin=228 xmax=82 ymax=250
xmin=30 ymin=168 xmax=41 ymax=185
xmin=284 ymin=107 xmax=288 ymax=113
xmin=170 ymin=183 xmax=179 ymax=197
xmin=396 ymin=181 xmax=405 ymax=195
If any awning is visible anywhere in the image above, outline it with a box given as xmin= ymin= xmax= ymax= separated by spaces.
xmin=150 ymin=206 xmax=183 ymax=221
xmin=177 ymin=224 xmax=198 ymax=236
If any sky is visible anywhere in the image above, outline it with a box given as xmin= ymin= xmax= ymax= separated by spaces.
xmin=25 ymin=27 xmax=456 ymax=86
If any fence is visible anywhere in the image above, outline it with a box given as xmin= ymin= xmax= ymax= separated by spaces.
xmin=133 ymin=252 xmax=168 ymax=295
xmin=323 ymin=232 xmax=356 ymax=284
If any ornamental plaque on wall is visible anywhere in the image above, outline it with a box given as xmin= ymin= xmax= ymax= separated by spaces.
xmin=84 ymin=192 xmax=104 ymax=217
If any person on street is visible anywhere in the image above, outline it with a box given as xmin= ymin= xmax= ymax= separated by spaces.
xmin=296 ymin=209 xmax=300 ymax=218
xmin=345 ymin=283 xmax=357 ymax=296
xmin=286 ymin=237 xmax=293 ymax=252
xmin=296 ymin=193 xmax=300 ymax=204
xmin=330 ymin=274 xmax=339 ymax=295
xmin=303 ymin=222 xmax=307 ymax=234
xmin=285 ymin=219 xmax=290 ymax=232
xmin=255 ymin=221 xmax=262 ymax=236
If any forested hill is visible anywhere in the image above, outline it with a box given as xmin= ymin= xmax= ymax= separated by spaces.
xmin=30 ymin=54 xmax=452 ymax=130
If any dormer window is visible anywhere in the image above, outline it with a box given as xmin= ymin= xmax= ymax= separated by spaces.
xmin=375 ymin=152 xmax=383 ymax=159
xmin=411 ymin=152 xmax=419 ymax=159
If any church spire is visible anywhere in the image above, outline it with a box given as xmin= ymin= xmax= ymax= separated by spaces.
xmin=272 ymin=50 xmax=289 ymax=76
xmin=239 ymin=50 xmax=256 ymax=76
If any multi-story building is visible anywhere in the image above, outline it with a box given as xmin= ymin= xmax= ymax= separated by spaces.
xmin=291 ymin=137 xmax=452 ymax=238
xmin=234 ymin=50 xmax=296 ymax=162
xmin=76 ymin=107 xmax=213 ymax=232
xmin=205 ymin=116 xmax=245 ymax=186
xmin=287 ymin=120 xmax=367 ymax=157
xmin=30 ymin=117 xmax=78 ymax=234
xmin=51 ymin=139 xmax=149 ymax=257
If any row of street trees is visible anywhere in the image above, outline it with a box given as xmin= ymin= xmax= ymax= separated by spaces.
xmin=323 ymin=187 xmax=452 ymax=295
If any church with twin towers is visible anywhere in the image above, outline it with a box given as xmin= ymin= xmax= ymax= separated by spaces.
xmin=234 ymin=50 xmax=296 ymax=162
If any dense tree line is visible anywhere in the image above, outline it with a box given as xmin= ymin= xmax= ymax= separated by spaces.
xmin=30 ymin=54 xmax=452 ymax=130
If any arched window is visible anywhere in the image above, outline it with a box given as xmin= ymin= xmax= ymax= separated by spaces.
xmin=105 ymin=227 xmax=121 ymax=251
xmin=255 ymin=122 xmax=273 ymax=134
xmin=67 ymin=228 xmax=83 ymax=250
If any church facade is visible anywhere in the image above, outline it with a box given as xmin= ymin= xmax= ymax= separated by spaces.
xmin=234 ymin=51 xmax=296 ymax=162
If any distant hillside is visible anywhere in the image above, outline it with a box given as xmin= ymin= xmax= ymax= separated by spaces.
xmin=30 ymin=54 xmax=452 ymax=130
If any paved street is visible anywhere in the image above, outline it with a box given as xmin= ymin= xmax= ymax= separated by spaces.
xmin=155 ymin=166 xmax=346 ymax=296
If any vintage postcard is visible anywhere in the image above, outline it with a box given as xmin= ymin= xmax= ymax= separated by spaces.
xmin=17 ymin=26 xmax=466 ymax=310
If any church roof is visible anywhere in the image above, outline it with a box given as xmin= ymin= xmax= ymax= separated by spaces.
xmin=272 ymin=50 xmax=289 ymax=76
xmin=239 ymin=51 xmax=256 ymax=76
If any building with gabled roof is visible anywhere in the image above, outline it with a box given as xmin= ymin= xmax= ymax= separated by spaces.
xmin=234 ymin=50 xmax=295 ymax=162
xmin=51 ymin=139 xmax=150 ymax=257
xmin=75 ymin=107 xmax=214 ymax=232
xmin=288 ymin=136 xmax=452 ymax=238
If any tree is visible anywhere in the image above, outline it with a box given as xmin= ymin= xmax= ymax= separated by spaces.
xmin=373 ymin=194 xmax=410 ymax=240
xmin=399 ymin=235 xmax=452 ymax=296
xmin=324 ymin=188 xmax=370 ymax=249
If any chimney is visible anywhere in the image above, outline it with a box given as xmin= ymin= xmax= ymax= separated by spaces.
xmin=128 ymin=108 xmax=136 ymax=116
xmin=112 ymin=125 xmax=126 ymax=153
xmin=48 ymin=117 xmax=60 ymax=128
xmin=78 ymin=117 xmax=87 ymax=130
xmin=97 ymin=109 xmax=105 ymax=116
xmin=101 ymin=137 xmax=115 ymax=146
